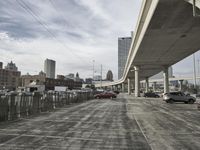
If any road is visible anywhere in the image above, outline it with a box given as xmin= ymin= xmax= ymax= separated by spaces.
xmin=0 ymin=94 xmax=200 ymax=150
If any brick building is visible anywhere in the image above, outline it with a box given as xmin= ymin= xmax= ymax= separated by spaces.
xmin=0 ymin=61 xmax=21 ymax=90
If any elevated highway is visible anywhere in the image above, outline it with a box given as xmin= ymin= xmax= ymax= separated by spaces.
xmin=97 ymin=0 xmax=200 ymax=96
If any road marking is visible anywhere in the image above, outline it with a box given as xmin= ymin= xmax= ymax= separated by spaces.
xmin=126 ymin=103 xmax=153 ymax=150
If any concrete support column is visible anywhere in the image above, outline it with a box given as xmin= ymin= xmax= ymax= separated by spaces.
xmin=163 ymin=66 xmax=169 ymax=93
xmin=122 ymin=83 xmax=125 ymax=93
xmin=134 ymin=66 xmax=140 ymax=97
xmin=145 ymin=77 xmax=149 ymax=93
xmin=113 ymin=85 xmax=116 ymax=91
xmin=179 ymin=80 xmax=183 ymax=91
xmin=153 ymin=82 xmax=156 ymax=92
xmin=111 ymin=85 xmax=113 ymax=91
xmin=128 ymin=78 xmax=131 ymax=95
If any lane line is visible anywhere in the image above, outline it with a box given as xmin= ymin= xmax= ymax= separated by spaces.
xmin=126 ymin=102 xmax=153 ymax=150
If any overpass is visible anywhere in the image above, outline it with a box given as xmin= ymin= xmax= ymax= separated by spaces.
xmin=96 ymin=0 xmax=200 ymax=96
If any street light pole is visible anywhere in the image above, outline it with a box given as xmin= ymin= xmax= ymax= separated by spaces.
xmin=193 ymin=54 xmax=197 ymax=89
xmin=198 ymin=59 xmax=200 ymax=85
xmin=100 ymin=64 xmax=102 ymax=88
xmin=92 ymin=60 xmax=95 ymax=82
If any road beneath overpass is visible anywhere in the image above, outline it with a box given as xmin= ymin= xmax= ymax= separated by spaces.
xmin=0 ymin=94 xmax=200 ymax=150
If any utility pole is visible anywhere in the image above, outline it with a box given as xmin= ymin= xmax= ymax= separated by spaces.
xmin=92 ymin=60 xmax=95 ymax=82
xmin=193 ymin=54 xmax=197 ymax=89
xmin=100 ymin=64 xmax=102 ymax=88
xmin=198 ymin=59 xmax=200 ymax=85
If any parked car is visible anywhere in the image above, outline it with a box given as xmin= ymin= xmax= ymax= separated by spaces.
xmin=198 ymin=102 xmax=200 ymax=110
xmin=94 ymin=91 xmax=117 ymax=99
xmin=144 ymin=92 xmax=160 ymax=98
xmin=113 ymin=90 xmax=120 ymax=94
xmin=163 ymin=92 xmax=196 ymax=104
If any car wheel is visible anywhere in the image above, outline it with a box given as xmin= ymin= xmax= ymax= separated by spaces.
xmin=188 ymin=99 xmax=194 ymax=104
xmin=96 ymin=96 xmax=100 ymax=99
xmin=168 ymin=99 xmax=174 ymax=104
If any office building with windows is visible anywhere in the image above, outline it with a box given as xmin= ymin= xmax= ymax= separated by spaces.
xmin=44 ymin=59 xmax=56 ymax=79
xmin=118 ymin=37 xmax=132 ymax=79
xmin=0 ymin=61 xmax=21 ymax=90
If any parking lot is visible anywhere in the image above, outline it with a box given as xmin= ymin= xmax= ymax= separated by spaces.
xmin=0 ymin=94 xmax=199 ymax=150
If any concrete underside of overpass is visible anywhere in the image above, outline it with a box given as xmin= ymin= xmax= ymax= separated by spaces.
xmin=127 ymin=0 xmax=200 ymax=80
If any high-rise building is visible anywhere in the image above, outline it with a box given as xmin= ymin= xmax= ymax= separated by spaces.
xmin=0 ymin=62 xmax=21 ymax=90
xmin=44 ymin=59 xmax=56 ymax=79
xmin=94 ymin=75 xmax=101 ymax=81
xmin=118 ymin=36 xmax=132 ymax=79
xmin=0 ymin=62 xmax=2 ymax=69
xmin=5 ymin=61 xmax=18 ymax=71
xmin=106 ymin=70 xmax=113 ymax=81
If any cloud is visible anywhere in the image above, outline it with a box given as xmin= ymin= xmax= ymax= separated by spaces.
xmin=0 ymin=0 xmax=142 ymax=79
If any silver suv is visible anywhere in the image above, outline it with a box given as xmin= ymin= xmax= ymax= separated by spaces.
xmin=163 ymin=92 xmax=196 ymax=104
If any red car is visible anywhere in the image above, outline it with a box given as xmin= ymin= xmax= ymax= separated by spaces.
xmin=94 ymin=91 xmax=117 ymax=99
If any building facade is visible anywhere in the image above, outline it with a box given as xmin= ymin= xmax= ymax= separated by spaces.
xmin=5 ymin=61 xmax=18 ymax=71
xmin=94 ymin=75 xmax=101 ymax=81
xmin=0 ymin=62 xmax=21 ymax=90
xmin=106 ymin=70 xmax=113 ymax=81
xmin=118 ymin=37 xmax=132 ymax=79
xmin=44 ymin=59 xmax=56 ymax=79
xmin=20 ymin=74 xmax=82 ymax=91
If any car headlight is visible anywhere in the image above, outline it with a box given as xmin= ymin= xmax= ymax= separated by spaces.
xmin=163 ymin=96 xmax=169 ymax=100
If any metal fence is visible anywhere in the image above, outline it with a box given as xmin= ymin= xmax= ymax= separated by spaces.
xmin=0 ymin=91 xmax=94 ymax=122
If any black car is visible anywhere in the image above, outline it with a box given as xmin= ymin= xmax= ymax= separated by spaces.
xmin=144 ymin=92 xmax=160 ymax=98
xmin=113 ymin=90 xmax=120 ymax=94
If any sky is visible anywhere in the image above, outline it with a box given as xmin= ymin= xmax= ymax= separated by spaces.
xmin=0 ymin=0 xmax=199 ymax=80
xmin=0 ymin=0 xmax=142 ymax=79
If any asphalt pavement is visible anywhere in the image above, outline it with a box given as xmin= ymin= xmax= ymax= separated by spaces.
xmin=0 ymin=94 xmax=199 ymax=150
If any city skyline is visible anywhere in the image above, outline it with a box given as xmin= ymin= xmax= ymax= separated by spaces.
xmin=0 ymin=0 xmax=199 ymax=80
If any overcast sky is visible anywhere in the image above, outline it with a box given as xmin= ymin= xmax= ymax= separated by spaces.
xmin=0 ymin=0 xmax=142 ymax=79
xmin=0 ymin=0 xmax=199 ymax=80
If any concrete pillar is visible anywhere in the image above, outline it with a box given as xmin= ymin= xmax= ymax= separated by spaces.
xmin=134 ymin=66 xmax=140 ymax=97
xmin=110 ymin=85 xmax=113 ymax=91
xmin=128 ymin=78 xmax=131 ymax=95
xmin=113 ymin=85 xmax=115 ymax=91
xmin=145 ymin=77 xmax=149 ymax=93
xmin=122 ymin=83 xmax=125 ymax=93
xmin=179 ymin=80 xmax=183 ymax=91
xmin=163 ymin=66 xmax=169 ymax=93
xmin=153 ymin=82 xmax=156 ymax=92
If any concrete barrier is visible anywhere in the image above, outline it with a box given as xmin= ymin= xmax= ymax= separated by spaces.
xmin=0 ymin=91 xmax=94 ymax=122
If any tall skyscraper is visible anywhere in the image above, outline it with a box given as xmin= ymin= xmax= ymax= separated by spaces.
xmin=44 ymin=59 xmax=56 ymax=79
xmin=118 ymin=36 xmax=132 ymax=79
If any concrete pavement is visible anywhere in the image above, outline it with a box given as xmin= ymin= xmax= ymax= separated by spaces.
xmin=0 ymin=94 xmax=200 ymax=150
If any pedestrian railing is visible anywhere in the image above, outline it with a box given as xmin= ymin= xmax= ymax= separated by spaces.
xmin=0 ymin=91 xmax=94 ymax=122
